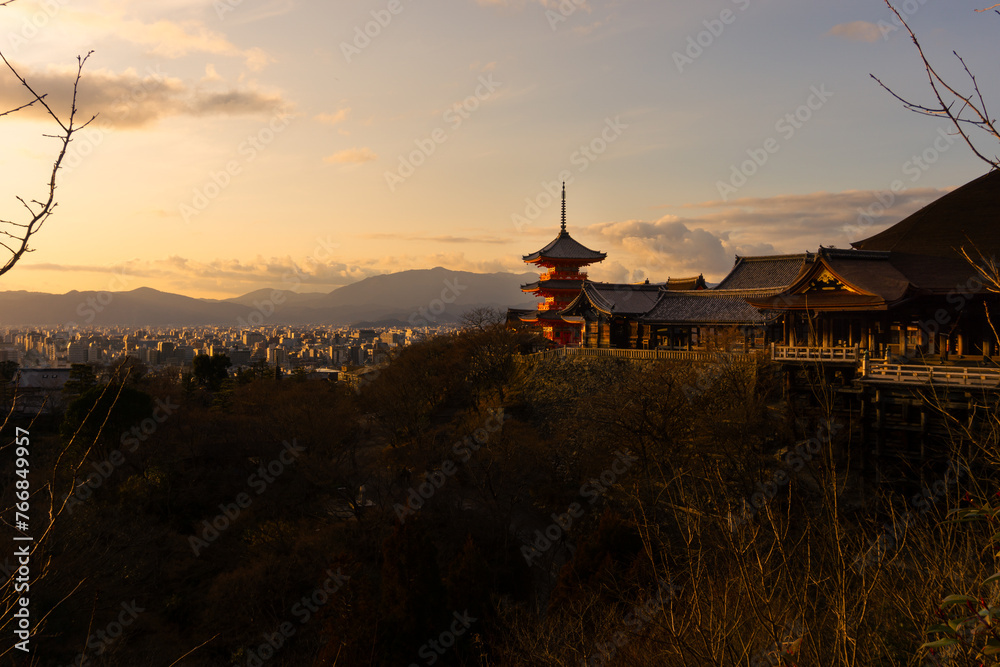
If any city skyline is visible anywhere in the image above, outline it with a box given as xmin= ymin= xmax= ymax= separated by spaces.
xmin=0 ymin=0 xmax=996 ymax=299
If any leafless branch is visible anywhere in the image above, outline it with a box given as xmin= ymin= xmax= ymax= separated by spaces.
xmin=873 ymin=1 xmax=1000 ymax=169
xmin=0 ymin=50 xmax=96 ymax=278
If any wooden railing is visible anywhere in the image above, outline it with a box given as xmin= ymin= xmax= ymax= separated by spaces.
xmin=520 ymin=348 xmax=749 ymax=363
xmin=772 ymin=344 xmax=860 ymax=362
xmin=541 ymin=271 xmax=587 ymax=282
xmin=864 ymin=362 xmax=1000 ymax=388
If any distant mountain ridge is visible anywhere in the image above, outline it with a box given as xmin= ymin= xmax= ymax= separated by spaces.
xmin=0 ymin=268 xmax=538 ymax=327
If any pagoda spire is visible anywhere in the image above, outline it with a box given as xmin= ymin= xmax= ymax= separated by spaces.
xmin=560 ymin=182 xmax=566 ymax=235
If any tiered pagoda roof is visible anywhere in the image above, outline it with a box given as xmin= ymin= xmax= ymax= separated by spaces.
xmin=522 ymin=233 xmax=607 ymax=263
xmin=522 ymin=184 xmax=606 ymax=264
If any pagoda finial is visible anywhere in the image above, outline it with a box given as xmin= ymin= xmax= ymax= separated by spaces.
xmin=560 ymin=182 xmax=567 ymax=234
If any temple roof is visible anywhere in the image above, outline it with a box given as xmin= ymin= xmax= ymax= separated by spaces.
xmin=516 ymin=310 xmax=568 ymax=324
xmin=853 ymin=169 xmax=1000 ymax=260
xmin=714 ymin=253 xmax=814 ymax=291
xmin=561 ymin=281 xmax=663 ymax=317
xmin=523 ymin=183 xmax=606 ymax=264
xmin=748 ymin=248 xmax=913 ymax=310
xmin=522 ymin=230 xmax=607 ymax=263
xmin=665 ymin=275 xmax=708 ymax=291
xmin=521 ymin=279 xmax=587 ymax=292
xmin=641 ymin=290 xmax=777 ymax=325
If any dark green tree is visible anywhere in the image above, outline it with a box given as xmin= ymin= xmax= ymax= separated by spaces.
xmin=0 ymin=359 xmax=17 ymax=382
xmin=60 ymin=383 xmax=155 ymax=461
xmin=62 ymin=363 xmax=97 ymax=400
xmin=192 ymin=353 xmax=232 ymax=391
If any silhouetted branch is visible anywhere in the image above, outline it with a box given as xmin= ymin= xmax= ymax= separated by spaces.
xmin=873 ymin=1 xmax=999 ymax=169
xmin=0 ymin=50 xmax=96 ymax=278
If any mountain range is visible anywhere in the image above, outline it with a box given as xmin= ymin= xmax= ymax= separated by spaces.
xmin=0 ymin=268 xmax=539 ymax=327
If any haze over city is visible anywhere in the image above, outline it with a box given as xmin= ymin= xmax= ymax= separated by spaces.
xmin=0 ymin=0 xmax=996 ymax=298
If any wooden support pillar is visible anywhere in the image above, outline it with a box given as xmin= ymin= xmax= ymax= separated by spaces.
xmin=881 ymin=314 xmax=890 ymax=359
xmin=874 ymin=388 xmax=883 ymax=485
xmin=919 ymin=405 xmax=927 ymax=463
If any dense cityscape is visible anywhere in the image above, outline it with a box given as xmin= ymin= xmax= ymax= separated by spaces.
xmin=1 ymin=325 xmax=442 ymax=371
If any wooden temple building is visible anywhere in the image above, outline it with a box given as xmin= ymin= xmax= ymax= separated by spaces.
xmin=513 ymin=173 xmax=1000 ymax=363
xmin=510 ymin=172 xmax=1000 ymax=466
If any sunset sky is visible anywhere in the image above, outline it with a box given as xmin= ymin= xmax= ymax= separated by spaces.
xmin=0 ymin=0 xmax=997 ymax=298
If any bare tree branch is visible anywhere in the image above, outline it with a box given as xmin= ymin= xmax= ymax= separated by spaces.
xmin=0 ymin=50 xmax=96 ymax=278
xmin=873 ymin=1 xmax=1000 ymax=169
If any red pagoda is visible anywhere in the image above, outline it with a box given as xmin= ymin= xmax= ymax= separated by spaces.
xmin=519 ymin=184 xmax=606 ymax=346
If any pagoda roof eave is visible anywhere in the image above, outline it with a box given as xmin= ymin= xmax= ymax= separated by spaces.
xmin=522 ymin=230 xmax=607 ymax=263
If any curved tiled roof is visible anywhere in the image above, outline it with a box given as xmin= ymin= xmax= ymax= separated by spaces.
xmin=714 ymin=253 xmax=814 ymax=291
xmin=523 ymin=231 xmax=607 ymax=263
xmin=641 ymin=290 xmax=777 ymax=325
xmin=665 ymin=275 xmax=707 ymax=291
xmin=561 ymin=281 xmax=664 ymax=316
xmin=853 ymin=169 xmax=1000 ymax=259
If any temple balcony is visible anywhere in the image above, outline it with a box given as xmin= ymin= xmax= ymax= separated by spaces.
xmin=771 ymin=344 xmax=860 ymax=363
xmin=863 ymin=361 xmax=1000 ymax=388
xmin=541 ymin=271 xmax=586 ymax=281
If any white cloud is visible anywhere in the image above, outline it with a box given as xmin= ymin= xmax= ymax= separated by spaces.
xmin=0 ymin=63 xmax=287 ymax=128
xmin=315 ymin=108 xmax=351 ymax=126
xmin=324 ymin=147 xmax=378 ymax=164
xmin=585 ymin=187 xmax=950 ymax=282
xmin=828 ymin=21 xmax=882 ymax=43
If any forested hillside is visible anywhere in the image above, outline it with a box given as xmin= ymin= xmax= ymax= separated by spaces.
xmin=1 ymin=323 xmax=994 ymax=666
